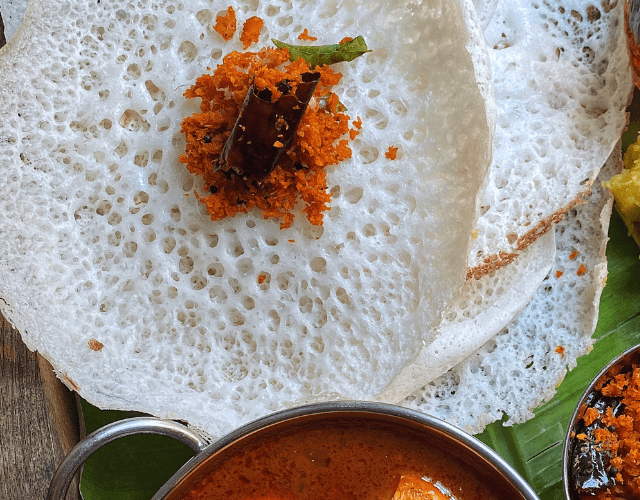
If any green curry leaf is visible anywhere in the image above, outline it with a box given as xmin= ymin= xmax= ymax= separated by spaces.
xmin=271 ymin=36 xmax=371 ymax=68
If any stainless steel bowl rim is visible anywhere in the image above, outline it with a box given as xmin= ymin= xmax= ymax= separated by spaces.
xmin=153 ymin=401 xmax=539 ymax=500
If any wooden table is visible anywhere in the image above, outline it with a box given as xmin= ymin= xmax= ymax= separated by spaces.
xmin=0 ymin=12 xmax=80 ymax=500
xmin=0 ymin=313 xmax=81 ymax=499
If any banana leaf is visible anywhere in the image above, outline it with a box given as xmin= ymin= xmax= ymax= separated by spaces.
xmin=78 ymin=401 xmax=194 ymax=500
xmin=478 ymin=209 xmax=640 ymax=499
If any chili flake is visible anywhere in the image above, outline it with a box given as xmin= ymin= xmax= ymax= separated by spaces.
xmin=556 ymin=270 xmax=564 ymax=278
xmin=214 ymin=6 xmax=236 ymax=41
xmin=577 ymin=263 xmax=587 ymax=276
xmin=385 ymin=146 xmax=399 ymax=160
xmin=88 ymin=338 xmax=104 ymax=352
xmin=298 ymin=29 xmax=317 ymax=41
xmin=240 ymin=16 xmax=263 ymax=49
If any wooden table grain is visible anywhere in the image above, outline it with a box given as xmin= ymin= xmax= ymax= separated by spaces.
xmin=0 ymin=312 xmax=81 ymax=500
xmin=0 ymin=12 xmax=81 ymax=499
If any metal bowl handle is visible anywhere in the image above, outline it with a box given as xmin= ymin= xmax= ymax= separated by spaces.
xmin=47 ymin=417 xmax=208 ymax=500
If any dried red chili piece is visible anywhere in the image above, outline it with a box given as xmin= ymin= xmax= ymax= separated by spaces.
xmin=571 ymin=390 xmax=625 ymax=496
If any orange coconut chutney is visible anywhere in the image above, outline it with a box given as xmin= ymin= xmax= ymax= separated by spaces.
xmin=213 ymin=7 xmax=236 ymax=41
xmin=572 ymin=363 xmax=640 ymax=499
xmin=179 ymin=46 xmax=359 ymax=229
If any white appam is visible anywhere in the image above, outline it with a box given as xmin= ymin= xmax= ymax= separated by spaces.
xmin=402 ymin=143 xmax=621 ymax=434
xmin=377 ymin=225 xmax=556 ymax=403
xmin=0 ymin=0 xmax=493 ymax=436
xmin=0 ymin=0 xmax=29 ymax=44
xmin=471 ymin=0 xmax=498 ymax=30
xmin=468 ymin=0 xmax=633 ymax=277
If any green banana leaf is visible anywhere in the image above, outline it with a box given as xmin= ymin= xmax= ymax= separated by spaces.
xmin=78 ymin=401 xmax=194 ymax=499
xmin=477 ymin=210 xmax=640 ymax=499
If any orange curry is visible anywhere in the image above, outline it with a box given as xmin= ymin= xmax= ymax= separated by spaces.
xmin=183 ymin=419 xmax=503 ymax=500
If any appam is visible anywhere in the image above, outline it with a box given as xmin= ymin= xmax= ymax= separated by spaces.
xmin=403 ymin=143 xmax=622 ymax=433
xmin=0 ymin=0 xmax=28 ymax=44
xmin=468 ymin=0 xmax=632 ymax=277
xmin=377 ymin=224 xmax=556 ymax=403
xmin=377 ymin=0 xmax=634 ymax=403
xmin=0 ymin=0 xmax=493 ymax=435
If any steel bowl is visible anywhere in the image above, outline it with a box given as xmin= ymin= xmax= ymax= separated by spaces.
xmin=562 ymin=343 xmax=640 ymax=499
xmin=48 ymin=401 xmax=540 ymax=500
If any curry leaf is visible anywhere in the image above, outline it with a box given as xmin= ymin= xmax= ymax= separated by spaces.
xmin=272 ymin=36 xmax=371 ymax=68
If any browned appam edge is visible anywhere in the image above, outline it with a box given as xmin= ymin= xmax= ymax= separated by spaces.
xmin=466 ymin=0 xmax=633 ymax=283
xmin=62 ymin=373 xmax=81 ymax=392
xmin=466 ymin=194 xmax=588 ymax=281
xmin=465 ymin=250 xmax=519 ymax=281
xmin=515 ymin=195 xmax=587 ymax=252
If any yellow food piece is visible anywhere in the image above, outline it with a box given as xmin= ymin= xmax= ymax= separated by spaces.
xmin=603 ymin=168 xmax=640 ymax=220
xmin=602 ymin=139 xmax=640 ymax=250
xmin=392 ymin=476 xmax=450 ymax=500
xmin=623 ymin=140 xmax=640 ymax=172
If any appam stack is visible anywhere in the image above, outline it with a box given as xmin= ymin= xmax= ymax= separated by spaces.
xmin=390 ymin=0 xmax=632 ymax=432
xmin=383 ymin=0 xmax=634 ymax=432
xmin=0 ymin=0 xmax=632 ymax=436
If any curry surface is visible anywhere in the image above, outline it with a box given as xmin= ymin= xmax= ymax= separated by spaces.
xmin=182 ymin=419 xmax=502 ymax=500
